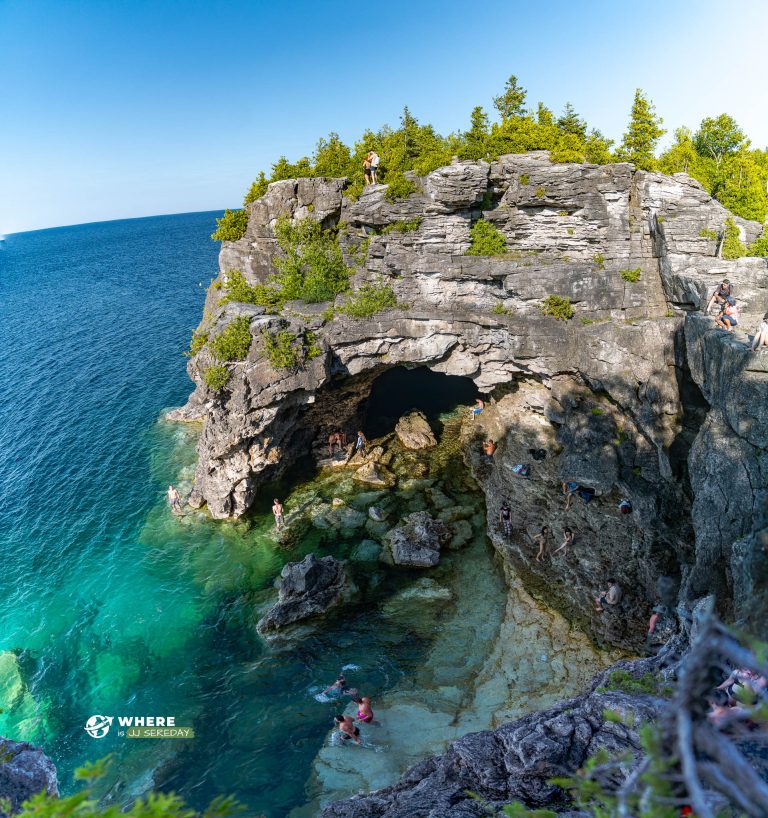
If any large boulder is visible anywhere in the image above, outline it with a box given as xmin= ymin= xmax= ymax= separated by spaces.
xmin=256 ymin=554 xmax=348 ymax=634
xmin=0 ymin=738 xmax=58 ymax=815
xmin=395 ymin=411 xmax=438 ymax=450
xmin=382 ymin=512 xmax=449 ymax=567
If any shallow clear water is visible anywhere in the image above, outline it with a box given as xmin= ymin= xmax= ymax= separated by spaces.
xmin=0 ymin=215 xmax=509 ymax=817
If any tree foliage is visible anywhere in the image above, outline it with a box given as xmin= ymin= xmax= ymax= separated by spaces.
xmin=211 ymin=209 xmax=248 ymax=242
xmin=493 ymin=74 xmax=527 ymax=121
xmin=465 ymin=219 xmax=507 ymax=256
xmin=617 ymin=88 xmax=665 ymax=170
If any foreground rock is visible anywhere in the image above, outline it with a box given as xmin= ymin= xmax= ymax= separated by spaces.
xmin=256 ymin=554 xmax=347 ymax=634
xmin=381 ymin=512 xmax=449 ymax=567
xmin=320 ymin=652 xmax=671 ymax=818
xmin=0 ymin=738 xmax=58 ymax=815
xmin=395 ymin=411 xmax=437 ymax=450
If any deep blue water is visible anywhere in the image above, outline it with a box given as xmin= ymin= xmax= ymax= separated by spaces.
xmin=0 ymin=213 xmax=473 ymax=816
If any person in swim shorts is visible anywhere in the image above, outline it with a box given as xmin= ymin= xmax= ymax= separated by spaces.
xmin=334 ymin=714 xmax=361 ymax=744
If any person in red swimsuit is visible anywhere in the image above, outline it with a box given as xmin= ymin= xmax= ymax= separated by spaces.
xmin=353 ymin=696 xmax=374 ymax=723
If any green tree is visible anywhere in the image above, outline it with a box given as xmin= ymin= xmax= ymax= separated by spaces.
xmin=551 ymin=133 xmax=585 ymax=163
xmin=713 ymin=148 xmax=768 ymax=222
xmin=584 ymin=129 xmax=614 ymax=165
xmin=617 ymin=88 xmax=665 ymax=170
xmin=313 ymin=132 xmax=353 ymax=178
xmin=493 ymin=74 xmax=527 ymax=121
xmin=460 ymin=106 xmax=491 ymax=160
xmin=536 ymin=102 xmax=555 ymax=127
xmin=244 ymin=171 xmax=268 ymax=205
xmin=557 ymin=102 xmax=587 ymax=139
xmin=694 ymin=113 xmax=746 ymax=166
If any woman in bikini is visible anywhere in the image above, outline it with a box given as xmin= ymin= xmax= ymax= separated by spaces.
xmin=353 ymin=696 xmax=374 ymax=724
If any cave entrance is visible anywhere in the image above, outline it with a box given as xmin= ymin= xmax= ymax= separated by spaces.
xmin=361 ymin=366 xmax=479 ymax=438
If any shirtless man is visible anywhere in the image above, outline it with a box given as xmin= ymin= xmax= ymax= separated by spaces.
xmin=328 ymin=432 xmax=343 ymax=457
xmin=334 ymin=714 xmax=361 ymax=744
xmin=167 ymin=485 xmax=182 ymax=513
xmin=272 ymin=498 xmax=285 ymax=530
xmin=321 ymin=674 xmax=347 ymax=696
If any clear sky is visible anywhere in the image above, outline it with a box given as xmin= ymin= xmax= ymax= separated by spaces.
xmin=2 ymin=0 xmax=767 ymax=234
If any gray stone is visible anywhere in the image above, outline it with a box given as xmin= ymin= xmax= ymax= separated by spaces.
xmin=256 ymin=554 xmax=347 ymax=634
xmin=382 ymin=511 xmax=449 ymax=567
xmin=0 ymin=738 xmax=58 ymax=816
xmin=395 ymin=410 xmax=438 ymax=449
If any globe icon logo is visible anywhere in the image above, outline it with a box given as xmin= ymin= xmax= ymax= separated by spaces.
xmin=84 ymin=715 xmax=113 ymax=739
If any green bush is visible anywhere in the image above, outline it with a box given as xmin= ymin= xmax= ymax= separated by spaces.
xmin=209 ymin=316 xmax=253 ymax=361
xmin=382 ymin=218 xmax=422 ymax=234
xmin=540 ymin=295 xmax=574 ymax=320
xmin=748 ymin=227 xmax=768 ymax=257
xmin=535 ymin=186 xmax=546 ymax=198
xmin=621 ymin=267 xmax=642 ymax=282
xmin=519 ymin=174 xmax=530 ymax=185
xmin=591 ymin=407 xmax=604 ymax=415
xmin=593 ymin=253 xmax=605 ymax=269
xmin=262 ymin=328 xmax=321 ymax=369
xmin=211 ymin=209 xmax=248 ymax=242
xmin=188 ymin=331 xmax=209 ymax=356
xmin=492 ymin=302 xmax=513 ymax=315
xmin=203 ymin=365 xmax=231 ymax=391
xmin=244 ymin=171 xmax=268 ymax=205
xmin=339 ymin=280 xmax=398 ymax=318
xmin=699 ymin=227 xmax=718 ymax=240
xmin=466 ymin=219 xmax=507 ymax=256
xmin=721 ymin=217 xmax=746 ymax=259
xmin=384 ymin=173 xmax=418 ymax=201
xmin=567 ymin=227 xmax=574 ymax=235
xmin=599 ymin=669 xmax=662 ymax=696
xmin=221 ymin=270 xmax=282 ymax=310
xmin=273 ymin=216 xmax=350 ymax=302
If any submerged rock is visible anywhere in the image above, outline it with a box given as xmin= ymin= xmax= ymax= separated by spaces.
xmin=395 ymin=411 xmax=437 ymax=450
xmin=0 ymin=738 xmax=58 ymax=815
xmin=381 ymin=511 xmax=449 ymax=567
xmin=256 ymin=554 xmax=348 ymax=634
xmin=353 ymin=462 xmax=394 ymax=487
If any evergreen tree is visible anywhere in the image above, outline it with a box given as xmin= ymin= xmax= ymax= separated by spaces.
xmin=313 ymin=132 xmax=352 ymax=177
xmin=244 ymin=171 xmax=268 ymax=205
xmin=493 ymin=75 xmax=527 ymax=121
xmin=536 ymin=102 xmax=555 ymax=127
xmin=694 ymin=113 xmax=746 ymax=166
xmin=557 ymin=103 xmax=587 ymax=139
xmin=617 ymin=88 xmax=665 ymax=170
xmin=460 ymin=106 xmax=490 ymax=160
xmin=584 ymin=130 xmax=614 ymax=165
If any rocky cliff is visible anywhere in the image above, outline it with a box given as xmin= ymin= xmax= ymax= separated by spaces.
xmin=174 ymin=151 xmax=767 ymax=643
xmin=0 ymin=738 xmax=58 ymax=816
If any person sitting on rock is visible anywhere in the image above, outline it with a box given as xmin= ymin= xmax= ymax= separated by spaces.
xmin=552 ymin=527 xmax=575 ymax=556
xmin=533 ymin=525 xmax=553 ymax=562
xmin=716 ymin=667 xmax=768 ymax=698
xmin=334 ymin=714 xmax=361 ymax=744
xmin=715 ymin=297 xmax=739 ymax=331
xmin=355 ymin=430 xmax=367 ymax=454
xmin=353 ymin=696 xmax=375 ymax=724
xmin=562 ymin=481 xmax=579 ymax=510
xmin=483 ymin=439 xmax=496 ymax=459
xmin=470 ymin=398 xmax=484 ymax=420
xmin=706 ymin=278 xmax=733 ymax=313
xmin=594 ymin=578 xmax=622 ymax=612
xmin=499 ymin=501 xmax=512 ymax=537
xmin=749 ymin=311 xmax=768 ymax=352
xmin=272 ymin=498 xmax=285 ymax=530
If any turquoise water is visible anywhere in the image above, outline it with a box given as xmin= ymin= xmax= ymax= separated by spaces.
xmin=0 ymin=214 xmax=505 ymax=816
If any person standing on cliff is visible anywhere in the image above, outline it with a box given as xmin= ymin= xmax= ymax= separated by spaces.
xmin=552 ymin=527 xmax=575 ymax=556
xmin=369 ymin=150 xmax=380 ymax=184
xmin=533 ymin=525 xmax=553 ymax=562
xmin=167 ymin=485 xmax=182 ymax=514
xmin=355 ymin=430 xmax=367 ymax=455
xmin=363 ymin=153 xmax=372 ymax=186
xmin=272 ymin=498 xmax=285 ymax=530
xmin=499 ymin=501 xmax=512 ymax=537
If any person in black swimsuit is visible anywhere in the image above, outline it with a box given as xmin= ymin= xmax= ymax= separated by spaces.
xmin=499 ymin=501 xmax=512 ymax=537
xmin=334 ymin=714 xmax=361 ymax=744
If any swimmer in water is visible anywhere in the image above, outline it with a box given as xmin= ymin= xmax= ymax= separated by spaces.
xmin=321 ymin=674 xmax=347 ymax=696
xmin=353 ymin=696 xmax=374 ymax=723
xmin=334 ymin=714 xmax=361 ymax=744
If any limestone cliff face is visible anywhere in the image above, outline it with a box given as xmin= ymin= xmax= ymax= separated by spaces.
xmin=175 ymin=152 xmax=767 ymax=635
xmin=0 ymin=738 xmax=58 ymax=815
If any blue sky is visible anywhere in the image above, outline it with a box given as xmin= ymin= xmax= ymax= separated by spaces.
xmin=2 ymin=0 xmax=767 ymax=234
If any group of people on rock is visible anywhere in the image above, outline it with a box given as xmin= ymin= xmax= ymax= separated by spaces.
xmin=328 ymin=430 xmax=367 ymax=458
xmin=321 ymin=672 xmax=377 ymax=746
xmin=706 ymin=277 xmax=768 ymax=351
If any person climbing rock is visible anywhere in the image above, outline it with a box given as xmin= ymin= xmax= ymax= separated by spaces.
xmin=355 ymin=430 xmax=367 ymax=454
xmin=167 ymin=485 xmax=182 ymax=513
xmin=646 ymin=603 xmax=677 ymax=652
xmin=706 ymin=278 xmax=733 ymax=313
xmin=353 ymin=696 xmax=375 ymax=724
xmin=594 ymin=578 xmax=622 ymax=612
xmin=369 ymin=150 xmax=380 ymax=184
xmin=483 ymin=439 xmax=496 ymax=459
xmin=469 ymin=398 xmax=484 ymax=419
xmin=334 ymin=714 xmax=361 ymax=744
xmin=715 ymin=297 xmax=739 ymax=331
xmin=749 ymin=311 xmax=768 ymax=351
xmin=533 ymin=525 xmax=553 ymax=562
xmin=499 ymin=501 xmax=512 ymax=537
xmin=322 ymin=673 xmax=347 ymax=696
xmin=552 ymin=527 xmax=575 ymax=556
xmin=272 ymin=498 xmax=285 ymax=530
